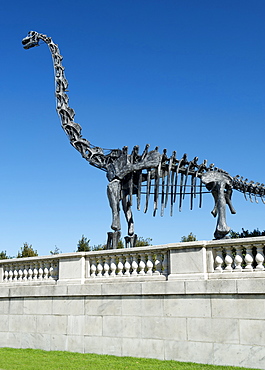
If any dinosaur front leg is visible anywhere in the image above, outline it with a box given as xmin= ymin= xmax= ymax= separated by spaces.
xmin=212 ymin=181 xmax=231 ymax=239
xmin=107 ymin=179 xmax=121 ymax=232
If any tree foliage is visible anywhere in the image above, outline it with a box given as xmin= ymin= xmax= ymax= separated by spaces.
xmin=230 ymin=228 xmax=265 ymax=239
xmin=50 ymin=246 xmax=61 ymax=255
xmin=180 ymin=232 xmax=197 ymax=242
xmin=17 ymin=243 xmax=38 ymax=258
xmin=0 ymin=250 xmax=9 ymax=260
xmin=135 ymin=237 xmax=152 ymax=247
xmin=77 ymin=235 xmax=91 ymax=252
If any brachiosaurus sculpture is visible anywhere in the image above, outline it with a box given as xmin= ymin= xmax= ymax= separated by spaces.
xmin=22 ymin=31 xmax=265 ymax=248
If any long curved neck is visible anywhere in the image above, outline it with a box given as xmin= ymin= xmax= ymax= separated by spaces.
xmin=36 ymin=32 xmax=119 ymax=170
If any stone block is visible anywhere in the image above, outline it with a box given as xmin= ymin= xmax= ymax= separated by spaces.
xmin=122 ymin=296 xmax=142 ymax=316
xmin=85 ymin=296 xmax=122 ymax=316
xmin=213 ymin=343 xmax=265 ymax=369
xmin=50 ymin=334 xmax=68 ymax=351
xmin=67 ymin=283 xmax=101 ymax=296
xmin=0 ymin=314 xmax=9 ymax=331
xmin=103 ymin=316 xmax=122 ymax=337
xmin=140 ymin=338 xmax=165 ymax=360
xmin=141 ymin=296 xmax=163 ymax=317
xmin=122 ymin=337 xmax=142 ymax=357
xmin=101 ymin=336 xmax=122 ymax=356
xmin=0 ymin=287 xmax=9 ymax=298
xmin=52 ymin=297 xmax=84 ymax=315
xmin=122 ymin=338 xmax=165 ymax=360
xmin=102 ymin=281 xmax=142 ymax=296
xmin=211 ymin=295 xmax=265 ymax=320
xmin=9 ymin=298 xmax=24 ymax=314
xmin=34 ymin=333 xmax=51 ymax=351
xmin=122 ymin=316 xmax=142 ymax=338
xmin=24 ymin=297 xmax=53 ymax=315
xmin=187 ymin=317 xmax=239 ymax=344
xmin=7 ymin=332 xmax=22 ymax=348
xmin=165 ymin=340 xmax=213 ymax=364
xmin=163 ymin=295 xmax=211 ymax=318
xmin=185 ymin=279 xmax=237 ymax=294
xmin=237 ymin=279 xmax=265 ymax=294
xmin=9 ymin=314 xmax=36 ymax=333
xmin=0 ymin=298 xmax=9 ymax=314
xmin=67 ymin=315 xmax=85 ymax=336
xmin=169 ymin=247 xmax=206 ymax=275
xmin=58 ymin=257 xmax=85 ymax=283
xmin=0 ymin=332 xmax=8 ymax=346
xmin=20 ymin=333 xmax=37 ymax=349
xmin=84 ymin=315 xmax=103 ymax=336
xmin=36 ymin=314 xmax=67 ymax=335
xmin=84 ymin=335 xmax=103 ymax=354
xmin=141 ymin=280 xmax=185 ymax=295
xmin=67 ymin=334 xmax=84 ymax=353
xmin=142 ymin=316 xmax=186 ymax=341
xmin=239 ymin=319 xmax=265 ymax=346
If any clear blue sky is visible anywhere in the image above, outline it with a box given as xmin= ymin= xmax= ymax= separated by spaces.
xmin=1 ymin=0 xmax=265 ymax=256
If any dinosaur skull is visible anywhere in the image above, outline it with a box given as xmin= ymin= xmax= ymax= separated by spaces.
xmin=22 ymin=31 xmax=40 ymax=49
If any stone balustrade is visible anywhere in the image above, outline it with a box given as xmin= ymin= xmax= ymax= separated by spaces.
xmin=0 ymin=236 xmax=264 ymax=284
xmin=0 ymin=256 xmax=59 ymax=283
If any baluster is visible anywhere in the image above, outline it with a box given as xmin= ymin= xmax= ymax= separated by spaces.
xmin=124 ymin=255 xmax=131 ymax=277
xmin=224 ymin=247 xmax=233 ymax=272
xmin=103 ymin=256 xmax=110 ymax=277
xmin=43 ymin=262 xmax=49 ymax=279
xmin=54 ymin=260 xmax=59 ymax=280
xmin=33 ymin=262 xmax=39 ymax=280
xmin=146 ymin=253 xmax=153 ymax=276
xmin=234 ymin=246 xmax=243 ymax=272
xmin=255 ymin=245 xmax=264 ymax=271
xmin=23 ymin=264 xmax=28 ymax=281
xmin=162 ymin=251 xmax=169 ymax=276
xmin=138 ymin=253 xmax=146 ymax=275
xmin=116 ymin=255 xmax=124 ymax=276
xmin=131 ymin=254 xmax=138 ymax=276
xmin=244 ymin=245 xmax=254 ymax=272
xmin=153 ymin=252 xmax=162 ymax=275
xmin=28 ymin=264 xmax=33 ymax=280
xmin=8 ymin=267 xmax=13 ymax=282
xmin=4 ymin=266 xmax=8 ymax=282
xmin=214 ymin=249 xmax=224 ymax=272
xmin=90 ymin=257 xmax=97 ymax=278
xmin=110 ymin=256 xmax=117 ymax=277
xmin=49 ymin=261 xmax=54 ymax=279
xmin=38 ymin=262 xmax=44 ymax=280
xmin=18 ymin=264 xmax=23 ymax=281
xmin=13 ymin=265 xmax=18 ymax=281
xmin=97 ymin=256 xmax=103 ymax=277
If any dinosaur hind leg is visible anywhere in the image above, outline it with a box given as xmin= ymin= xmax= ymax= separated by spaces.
xmin=107 ymin=179 xmax=121 ymax=232
xmin=121 ymin=192 xmax=134 ymax=236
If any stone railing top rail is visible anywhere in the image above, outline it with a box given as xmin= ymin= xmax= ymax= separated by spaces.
xmin=0 ymin=236 xmax=264 ymax=265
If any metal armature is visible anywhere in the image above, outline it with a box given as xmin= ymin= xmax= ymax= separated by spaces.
xmin=22 ymin=31 xmax=265 ymax=247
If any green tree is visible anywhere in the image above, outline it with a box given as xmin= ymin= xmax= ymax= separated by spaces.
xmin=17 ymin=243 xmax=38 ymax=258
xmin=230 ymin=228 xmax=265 ymax=239
xmin=50 ymin=246 xmax=61 ymax=255
xmin=135 ymin=237 xmax=152 ymax=247
xmin=180 ymin=232 xmax=197 ymax=242
xmin=0 ymin=250 xmax=9 ymax=260
xmin=77 ymin=235 xmax=90 ymax=252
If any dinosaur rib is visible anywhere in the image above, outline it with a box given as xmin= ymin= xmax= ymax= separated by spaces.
xmin=22 ymin=31 xmax=265 ymax=244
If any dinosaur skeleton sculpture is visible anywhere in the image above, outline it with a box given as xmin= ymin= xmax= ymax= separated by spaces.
xmin=22 ymin=31 xmax=265 ymax=248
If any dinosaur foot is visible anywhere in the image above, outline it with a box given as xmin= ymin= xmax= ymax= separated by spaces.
xmin=124 ymin=234 xmax=138 ymax=248
xmin=214 ymin=227 xmax=231 ymax=240
xmin=107 ymin=231 xmax=121 ymax=249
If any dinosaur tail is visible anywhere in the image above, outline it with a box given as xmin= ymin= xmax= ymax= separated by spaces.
xmin=232 ymin=176 xmax=265 ymax=204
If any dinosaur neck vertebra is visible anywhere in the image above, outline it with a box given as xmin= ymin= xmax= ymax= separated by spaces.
xmin=27 ymin=32 xmax=121 ymax=170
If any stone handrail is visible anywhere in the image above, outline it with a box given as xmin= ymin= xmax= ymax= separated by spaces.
xmin=0 ymin=236 xmax=264 ymax=284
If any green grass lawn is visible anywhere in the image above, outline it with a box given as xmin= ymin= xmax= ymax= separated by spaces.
xmin=0 ymin=348 xmax=258 ymax=370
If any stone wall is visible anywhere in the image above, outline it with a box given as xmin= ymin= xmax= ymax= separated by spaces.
xmin=0 ymin=237 xmax=265 ymax=369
